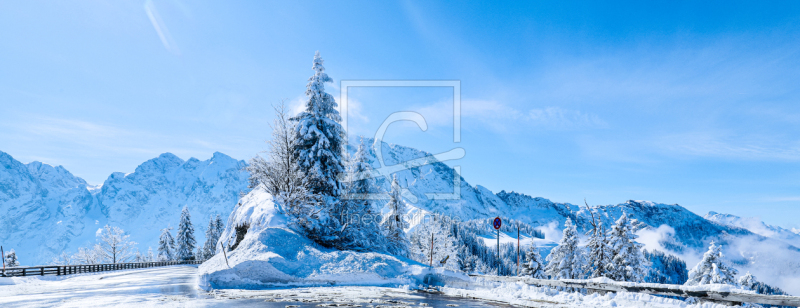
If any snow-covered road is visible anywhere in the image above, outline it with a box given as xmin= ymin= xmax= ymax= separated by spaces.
xmin=0 ymin=265 xmax=513 ymax=307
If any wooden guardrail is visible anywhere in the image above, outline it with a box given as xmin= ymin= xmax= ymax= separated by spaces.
xmin=1 ymin=260 xmax=204 ymax=277
xmin=471 ymin=274 xmax=800 ymax=307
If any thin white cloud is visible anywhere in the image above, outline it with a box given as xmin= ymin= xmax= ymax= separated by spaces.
xmin=656 ymin=132 xmax=800 ymax=161
xmin=144 ymin=0 xmax=180 ymax=55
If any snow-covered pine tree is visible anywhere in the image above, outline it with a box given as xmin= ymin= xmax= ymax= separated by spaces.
xmin=158 ymin=227 xmax=176 ymax=261
xmin=684 ymin=241 xmax=738 ymax=286
xmin=290 ymin=51 xmax=346 ymax=198
xmin=4 ymin=249 xmax=19 ymax=267
xmin=739 ymin=271 xmax=757 ymax=290
xmin=607 ymin=213 xmax=649 ymax=282
xmin=147 ymin=247 xmax=155 ymax=262
xmin=337 ymin=136 xmax=386 ymax=252
xmin=134 ymin=249 xmax=144 ymax=262
xmin=202 ymin=216 xmax=219 ymax=259
xmin=410 ymin=216 xmax=457 ymax=269
xmin=583 ymin=202 xmax=613 ymax=279
xmin=95 ymin=225 xmax=137 ymax=263
xmin=585 ymin=220 xmax=612 ymax=278
xmin=176 ymin=206 xmax=197 ymax=261
xmin=214 ymin=214 xmax=224 ymax=245
xmin=544 ymin=218 xmax=586 ymax=280
xmin=520 ymin=245 xmax=546 ymax=278
xmin=456 ymin=245 xmax=478 ymax=274
xmin=381 ymin=175 xmax=409 ymax=256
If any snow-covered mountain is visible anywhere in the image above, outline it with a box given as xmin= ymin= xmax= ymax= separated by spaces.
xmin=704 ymin=211 xmax=800 ymax=248
xmin=0 ymin=150 xmax=248 ymax=266
xmin=3 ymin=142 xmax=799 ymax=293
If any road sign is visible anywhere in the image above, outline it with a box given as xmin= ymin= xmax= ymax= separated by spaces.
xmin=493 ymin=217 xmax=502 ymax=230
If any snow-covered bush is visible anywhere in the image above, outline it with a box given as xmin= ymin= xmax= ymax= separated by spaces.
xmin=684 ymin=241 xmax=738 ymax=286
xmin=4 ymin=249 xmax=19 ymax=267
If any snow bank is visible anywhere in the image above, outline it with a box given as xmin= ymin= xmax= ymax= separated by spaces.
xmin=198 ymin=187 xmax=464 ymax=290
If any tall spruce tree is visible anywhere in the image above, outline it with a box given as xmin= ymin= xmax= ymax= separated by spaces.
xmin=685 ymin=241 xmax=738 ymax=286
xmin=544 ymin=218 xmax=585 ymax=279
xmin=382 ymin=175 xmax=409 ymax=256
xmin=338 ymin=137 xmax=386 ymax=252
xmin=586 ymin=220 xmax=612 ymax=278
xmin=214 ymin=215 xmax=224 ymax=243
xmin=290 ymin=51 xmax=345 ymax=197
xmin=607 ymin=213 xmax=649 ymax=282
xmin=176 ymin=206 xmax=197 ymax=261
xmin=520 ymin=245 xmax=546 ymax=278
xmin=158 ymin=227 xmax=176 ymax=261
xmin=202 ymin=216 xmax=220 ymax=259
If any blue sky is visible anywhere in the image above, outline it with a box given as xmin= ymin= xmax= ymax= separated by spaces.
xmin=1 ymin=1 xmax=799 ymax=228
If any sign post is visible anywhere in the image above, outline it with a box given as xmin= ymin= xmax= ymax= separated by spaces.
xmin=493 ymin=217 xmax=502 ymax=276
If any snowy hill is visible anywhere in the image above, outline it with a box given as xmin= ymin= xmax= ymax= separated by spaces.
xmin=704 ymin=211 xmax=800 ymax=248
xmin=0 ymin=150 xmax=248 ymax=266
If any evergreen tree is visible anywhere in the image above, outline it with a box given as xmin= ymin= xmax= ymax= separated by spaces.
xmin=158 ymin=227 xmax=176 ymax=261
xmin=214 ymin=215 xmax=224 ymax=244
xmin=685 ymin=241 xmax=738 ymax=286
xmin=202 ymin=216 xmax=220 ymax=259
xmin=338 ymin=137 xmax=386 ymax=252
xmin=134 ymin=249 xmax=144 ymax=262
xmin=456 ymin=245 xmax=478 ymax=273
xmin=4 ymin=249 xmax=19 ymax=267
xmin=520 ymin=245 xmax=546 ymax=278
xmin=643 ymin=249 xmax=689 ymax=284
xmin=739 ymin=271 xmax=757 ymax=290
xmin=607 ymin=213 xmax=649 ymax=282
xmin=176 ymin=206 xmax=197 ymax=261
xmin=410 ymin=216 xmax=457 ymax=269
xmin=147 ymin=247 xmax=155 ymax=262
xmin=381 ymin=175 xmax=409 ymax=256
xmin=586 ymin=219 xmax=612 ymax=278
xmin=545 ymin=218 xmax=586 ymax=279
xmin=290 ymin=51 xmax=346 ymax=197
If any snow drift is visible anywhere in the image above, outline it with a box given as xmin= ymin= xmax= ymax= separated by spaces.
xmin=197 ymin=187 xmax=458 ymax=289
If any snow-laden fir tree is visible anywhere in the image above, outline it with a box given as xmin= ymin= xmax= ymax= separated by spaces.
xmin=134 ymin=249 xmax=144 ymax=262
xmin=456 ymin=245 xmax=478 ymax=274
xmin=95 ymin=225 xmax=137 ymax=263
xmin=607 ymin=213 xmax=649 ymax=282
xmin=520 ymin=245 xmax=546 ymax=278
xmin=214 ymin=215 xmax=224 ymax=244
xmin=158 ymin=227 xmax=176 ymax=261
xmin=176 ymin=206 xmax=197 ymax=261
xmin=202 ymin=216 xmax=221 ymax=259
xmin=4 ymin=249 xmax=19 ymax=267
xmin=290 ymin=51 xmax=346 ymax=197
xmin=584 ymin=205 xmax=612 ymax=279
xmin=337 ymin=137 xmax=387 ymax=252
xmin=545 ymin=218 xmax=586 ymax=279
xmin=684 ymin=241 xmax=738 ymax=286
xmin=147 ymin=247 xmax=155 ymax=262
xmin=381 ymin=175 xmax=409 ymax=256
xmin=410 ymin=215 xmax=457 ymax=269
xmin=739 ymin=271 xmax=757 ymax=290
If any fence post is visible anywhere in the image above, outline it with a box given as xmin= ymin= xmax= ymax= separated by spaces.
xmin=22 ymin=268 xmax=26 ymax=276
xmin=40 ymin=267 xmax=44 ymax=276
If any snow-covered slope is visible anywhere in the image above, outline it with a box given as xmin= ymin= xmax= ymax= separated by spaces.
xmin=200 ymin=187 xmax=435 ymax=289
xmin=704 ymin=211 xmax=800 ymax=248
xmin=0 ymin=150 xmax=248 ymax=266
